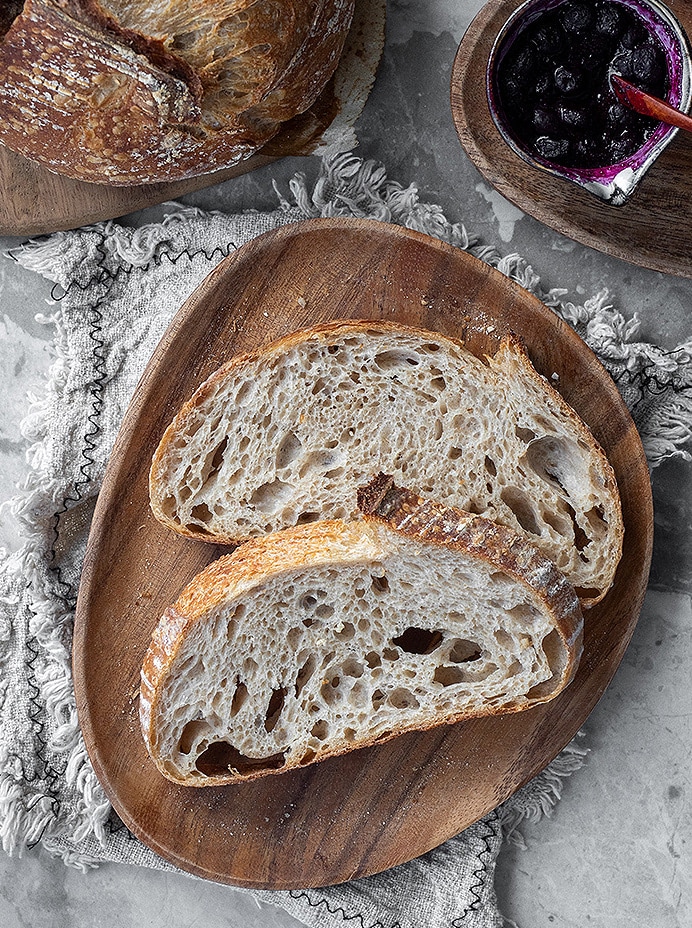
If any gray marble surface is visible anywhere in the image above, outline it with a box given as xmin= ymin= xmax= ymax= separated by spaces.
xmin=0 ymin=1 xmax=690 ymax=925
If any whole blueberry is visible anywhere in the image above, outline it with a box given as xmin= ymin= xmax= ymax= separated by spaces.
xmin=612 ymin=49 xmax=635 ymax=79
xmin=534 ymin=135 xmax=571 ymax=161
xmin=607 ymin=101 xmax=640 ymax=130
xmin=574 ymin=137 xmax=600 ymax=165
xmin=512 ymin=45 xmax=537 ymax=76
xmin=558 ymin=103 xmax=587 ymax=128
xmin=630 ymin=44 xmax=665 ymax=84
xmin=609 ymin=134 xmax=635 ymax=162
xmin=531 ymin=24 xmax=566 ymax=57
xmin=501 ymin=76 xmax=523 ymax=107
xmin=560 ymin=3 xmax=594 ymax=34
xmin=595 ymin=5 xmax=621 ymax=39
xmin=533 ymin=104 xmax=560 ymax=133
xmin=554 ymin=64 xmax=582 ymax=94
xmin=620 ymin=22 xmax=647 ymax=49
xmin=533 ymin=71 xmax=555 ymax=98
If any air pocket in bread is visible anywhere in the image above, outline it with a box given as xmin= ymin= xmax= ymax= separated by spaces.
xmin=140 ymin=476 xmax=583 ymax=786
xmin=149 ymin=320 xmax=623 ymax=606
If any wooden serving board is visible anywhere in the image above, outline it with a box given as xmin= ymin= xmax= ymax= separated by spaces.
xmin=451 ymin=0 xmax=692 ymax=278
xmin=73 ymin=217 xmax=653 ymax=889
xmin=0 ymin=144 xmax=284 ymax=237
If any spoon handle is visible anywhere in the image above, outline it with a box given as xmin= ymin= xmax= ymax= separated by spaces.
xmin=611 ymin=74 xmax=692 ymax=134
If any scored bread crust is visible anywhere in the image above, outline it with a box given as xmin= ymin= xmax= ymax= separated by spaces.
xmin=0 ymin=0 xmax=354 ymax=184
xmin=149 ymin=319 xmax=624 ymax=606
xmin=140 ymin=479 xmax=583 ymax=787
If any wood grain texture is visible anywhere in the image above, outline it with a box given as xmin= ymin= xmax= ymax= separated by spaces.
xmin=0 ymin=144 xmax=281 ymax=236
xmin=451 ymin=0 xmax=692 ymax=278
xmin=73 ymin=217 xmax=653 ymax=889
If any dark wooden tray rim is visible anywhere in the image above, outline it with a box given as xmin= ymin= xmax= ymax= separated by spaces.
xmin=73 ymin=217 xmax=653 ymax=889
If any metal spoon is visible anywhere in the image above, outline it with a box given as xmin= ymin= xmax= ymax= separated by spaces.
xmin=611 ymin=73 xmax=692 ymax=134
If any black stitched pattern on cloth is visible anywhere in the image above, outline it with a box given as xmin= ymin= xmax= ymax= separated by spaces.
xmin=610 ymin=357 xmax=692 ymax=405
xmin=452 ymin=810 xmax=501 ymax=925
xmin=43 ymin=232 xmax=240 ymax=611
xmin=19 ymin=228 xmax=239 ymax=842
xmin=46 ymin=298 xmax=106 ymax=613
xmin=15 ymin=237 xmax=117 ymax=840
xmin=24 ymin=628 xmax=65 ymax=848
xmin=287 ymin=809 xmax=501 ymax=928
xmin=288 ymin=889 xmax=403 ymax=928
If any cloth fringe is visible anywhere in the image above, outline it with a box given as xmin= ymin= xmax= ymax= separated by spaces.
xmin=498 ymin=732 xmax=590 ymax=850
xmin=0 ymin=289 xmax=112 ymax=854
xmin=1 ymin=149 xmax=690 ymax=882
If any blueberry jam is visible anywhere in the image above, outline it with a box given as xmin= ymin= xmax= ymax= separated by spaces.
xmin=496 ymin=1 xmax=670 ymax=168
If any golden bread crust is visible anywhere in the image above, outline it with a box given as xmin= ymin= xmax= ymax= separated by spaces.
xmin=0 ymin=0 xmax=355 ymax=184
xmin=148 ymin=319 xmax=623 ymax=609
xmin=140 ymin=486 xmax=583 ymax=786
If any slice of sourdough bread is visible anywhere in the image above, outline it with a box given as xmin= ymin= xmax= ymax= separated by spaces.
xmin=149 ymin=320 xmax=623 ymax=606
xmin=140 ymin=477 xmax=583 ymax=787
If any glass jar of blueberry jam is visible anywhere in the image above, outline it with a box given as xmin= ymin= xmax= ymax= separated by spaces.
xmin=495 ymin=0 xmax=669 ymax=168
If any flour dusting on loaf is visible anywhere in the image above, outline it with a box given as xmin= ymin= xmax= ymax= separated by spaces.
xmin=140 ymin=479 xmax=583 ymax=786
xmin=0 ymin=0 xmax=355 ymax=184
xmin=149 ymin=320 xmax=623 ymax=606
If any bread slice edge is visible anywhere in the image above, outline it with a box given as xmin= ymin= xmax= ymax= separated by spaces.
xmin=140 ymin=480 xmax=583 ymax=787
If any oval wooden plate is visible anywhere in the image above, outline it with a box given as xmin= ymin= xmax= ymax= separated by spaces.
xmin=451 ymin=0 xmax=692 ymax=279
xmin=73 ymin=217 xmax=653 ymax=890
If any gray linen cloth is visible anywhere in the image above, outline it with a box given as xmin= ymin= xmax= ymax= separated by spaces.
xmin=1 ymin=152 xmax=691 ymax=928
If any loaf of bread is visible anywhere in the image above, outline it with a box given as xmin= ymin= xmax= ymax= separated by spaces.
xmin=140 ymin=476 xmax=583 ymax=786
xmin=0 ymin=0 xmax=355 ymax=184
xmin=149 ymin=320 xmax=623 ymax=606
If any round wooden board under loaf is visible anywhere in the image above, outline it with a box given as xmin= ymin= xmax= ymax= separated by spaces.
xmin=451 ymin=0 xmax=692 ymax=278
xmin=73 ymin=217 xmax=653 ymax=889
